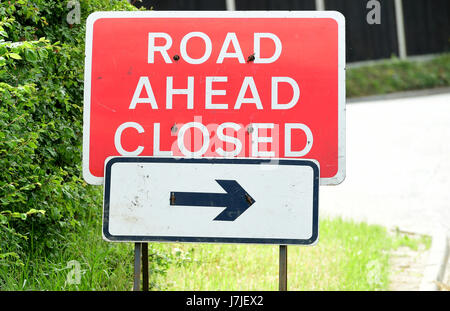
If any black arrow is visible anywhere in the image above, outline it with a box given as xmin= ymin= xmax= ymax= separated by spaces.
xmin=170 ymin=180 xmax=255 ymax=221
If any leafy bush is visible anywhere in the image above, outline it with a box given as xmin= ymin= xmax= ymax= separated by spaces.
xmin=0 ymin=0 xmax=136 ymax=270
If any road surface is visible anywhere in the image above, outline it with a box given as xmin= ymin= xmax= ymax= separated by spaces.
xmin=320 ymin=91 xmax=450 ymax=236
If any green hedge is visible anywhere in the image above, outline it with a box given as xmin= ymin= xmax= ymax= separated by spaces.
xmin=347 ymin=53 xmax=450 ymax=98
xmin=0 ymin=0 xmax=137 ymax=269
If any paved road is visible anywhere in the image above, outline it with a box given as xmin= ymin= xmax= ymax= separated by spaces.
xmin=320 ymin=92 xmax=450 ymax=236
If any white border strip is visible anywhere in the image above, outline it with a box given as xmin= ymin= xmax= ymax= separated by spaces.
xmin=83 ymin=11 xmax=346 ymax=186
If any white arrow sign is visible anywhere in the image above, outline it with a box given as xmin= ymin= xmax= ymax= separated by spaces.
xmin=103 ymin=157 xmax=319 ymax=245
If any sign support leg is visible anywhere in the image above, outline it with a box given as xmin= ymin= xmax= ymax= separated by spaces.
xmin=279 ymin=245 xmax=287 ymax=291
xmin=133 ymin=243 xmax=142 ymax=291
xmin=142 ymin=243 xmax=149 ymax=291
xmin=133 ymin=243 xmax=149 ymax=291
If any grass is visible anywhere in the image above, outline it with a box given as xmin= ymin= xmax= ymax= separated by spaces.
xmin=0 ymin=216 xmax=134 ymax=290
xmin=0 ymin=202 xmax=180 ymax=291
xmin=391 ymin=228 xmax=431 ymax=251
xmin=346 ymin=53 xmax=450 ymax=98
xmin=0 ymin=210 xmax=430 ymax=291
xmin=156 ymin=218 xmax=430 ymax=291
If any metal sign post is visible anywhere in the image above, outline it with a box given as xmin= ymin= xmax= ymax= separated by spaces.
xmin=279 ymin=245 xmax=288 ymax=291
xmin=135 ymin=243 xmax=288 ymax=291
xmin=142 ymin=243 xmax=149 ymax=291
xmin=133 ymin=242 xmax=149 ymax=291
xmin=133 ymin=243 xmax=141 ymax=291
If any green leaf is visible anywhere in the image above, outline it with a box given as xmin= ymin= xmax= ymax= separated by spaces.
xmin=0 ymin=45 xmax=7 ymax=56
xmin=9 ymin=52 xmax=21 ymax=60
xmin=26 ymin=209 xmax=45 ymax=216
xmin=0 ymin=214 xmax=7 ymax=224
xmin=24 ymin=49 xmax=38 ymax=62
xmin=0 ymin=252 xmax=20 ymax=260
xmin=37 ymin=48 xmax=48 ymax=59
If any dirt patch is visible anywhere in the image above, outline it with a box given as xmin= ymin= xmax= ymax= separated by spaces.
xmin=388 ymin=244 xmax=429 ymax=291
xmin=437 ymin=257 xmax=450 ymax=291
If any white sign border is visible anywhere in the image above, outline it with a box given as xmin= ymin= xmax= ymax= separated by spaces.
xmin=83 ymin=10 xmax=345 ymax=186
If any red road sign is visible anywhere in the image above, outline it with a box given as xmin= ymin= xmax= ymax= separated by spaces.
xmin=83 ymin=11 xmax=345 ymax=185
